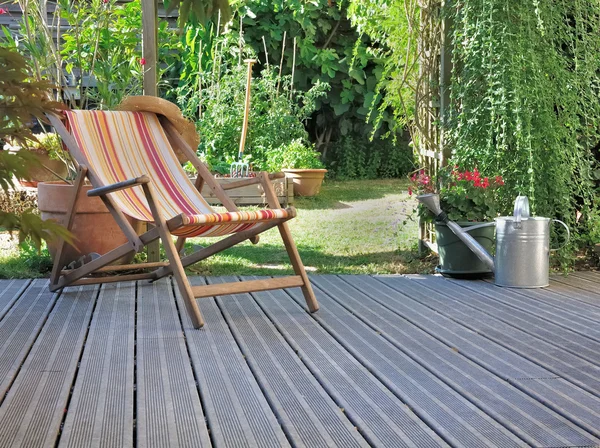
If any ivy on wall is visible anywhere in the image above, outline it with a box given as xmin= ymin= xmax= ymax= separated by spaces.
xmin=448 ymin=0 xmax=600 ymax=261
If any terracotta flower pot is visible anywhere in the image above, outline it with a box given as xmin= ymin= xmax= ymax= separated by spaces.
xmin=38 ymin=181 xmax=139 ymax=266
xmin=283 ymin=169 xmax=327 ymax=197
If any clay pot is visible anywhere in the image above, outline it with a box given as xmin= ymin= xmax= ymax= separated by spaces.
xmin=38 ymin=181 xmax=139 ymax=265
xmin=283 ymin=169 xmax=327 ymax=197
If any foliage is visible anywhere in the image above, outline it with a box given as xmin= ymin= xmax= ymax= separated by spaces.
xmin=345 ymin=0 xmax=419 ymax=134
xmin=24 ymin=133 xmax=76 ymax=178
xmin=171 ymin=0 xmax=413 ymax=178
xmin=409 ymin=166 xmax=508 ymax=222
xmin=164 ymin=0 xmax=230 ymax=29
xmin=0 ymin=46 xmax=72 ymax=248
xmin=265 ymin=139 xmax=324 ymax=171
xmin=181 ymin=36 xmax=329 ymax=172
xmin=0 ymin=239 xmax=53 ymax=279
xmin=448 ymin=0 xmax=600 ymax=264
xmin=325 ymin=134 xmax=413 ymax=179
xmin=12 ymin=0 xmax=178 ymax=109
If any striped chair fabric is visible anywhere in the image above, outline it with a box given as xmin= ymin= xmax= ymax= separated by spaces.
xmin=65 ymin=110 xmax=290 ymax=237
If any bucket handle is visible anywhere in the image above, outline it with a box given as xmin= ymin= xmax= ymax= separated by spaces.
xmin=550 ymin=219 xmax=570 ymax=251
xmin=462 ymin=222 xmax=496 ymax=233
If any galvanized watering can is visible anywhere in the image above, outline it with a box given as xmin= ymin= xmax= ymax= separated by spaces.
xmin=417 ymin=194 xmax=570 ymax=288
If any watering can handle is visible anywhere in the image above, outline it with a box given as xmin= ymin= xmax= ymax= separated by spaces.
xmin=550 ymin=219 xmax=570 ymax=251
xmin=513 ymin=196 xmax=530 ymax=228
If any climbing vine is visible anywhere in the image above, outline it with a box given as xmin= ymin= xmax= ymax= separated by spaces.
xmin=448 ymin=0 xmax=600 ymax=262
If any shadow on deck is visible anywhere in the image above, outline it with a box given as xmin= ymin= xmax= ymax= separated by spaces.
xmin=0 ymin=273 xmax=599 ymax=447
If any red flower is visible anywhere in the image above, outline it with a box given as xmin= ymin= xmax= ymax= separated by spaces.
xmin=408 ymin=186 xmax=413 ymax=196
xmin=495 ymin=175 xmax=504 ymax=186
xmin=139 ymin=58 xmax=146 ymax=65
xmin=102 ymin=0 xmax=108 ymax=3
xmin=0 ymin=7 xmax=8 ymax=14
xmin=482 ymin=177 xmax=490 ymax=188
xmin=464 ymin=171 xmax=473 ymax=181
xmin=473 ymin=178 xmax=482 ymax=187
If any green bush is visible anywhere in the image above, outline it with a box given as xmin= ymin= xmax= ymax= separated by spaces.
xmin=325 ymin=134 xmax=413 ymax=180
xmin=265 ymin=139 xmax=324 ymax=171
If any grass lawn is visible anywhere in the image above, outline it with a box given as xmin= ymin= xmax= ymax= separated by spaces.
xmin=0 ymin=179 xmax=436 ymax=279
xmin=182 ymin=178 xmax=435 ymax=276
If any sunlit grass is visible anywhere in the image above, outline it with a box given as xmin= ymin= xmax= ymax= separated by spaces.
xmin=0 ymin=179 xmax=436 ymax=278
xmin=182 ymin=178 xmax=435 ymax=276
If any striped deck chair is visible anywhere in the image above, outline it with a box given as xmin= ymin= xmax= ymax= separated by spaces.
xmin=47 ymin=108 xmax=319 ymax=328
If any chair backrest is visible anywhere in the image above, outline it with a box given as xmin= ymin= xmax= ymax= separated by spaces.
xmin=65 ymin=110 xmax=213 ymax=221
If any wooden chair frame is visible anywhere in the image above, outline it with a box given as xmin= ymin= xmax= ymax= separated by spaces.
xmin=46 ymin=113 xmax=319 ymax=328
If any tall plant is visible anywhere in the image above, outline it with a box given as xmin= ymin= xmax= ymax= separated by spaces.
xmin=0 ymin=46 xmax=71 ymax=247
xmin=448 ymin=0 xmax=600 ymax=261
xmin=13 ymin=0 xmax=179 ymax=109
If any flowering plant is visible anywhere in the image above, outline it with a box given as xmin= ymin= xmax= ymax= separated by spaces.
xmin=409 ymin=166 xmax=507 ymax=222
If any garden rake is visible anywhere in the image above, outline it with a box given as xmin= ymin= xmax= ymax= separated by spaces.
xmin=231 ymin=59 xmax=256 ymax=178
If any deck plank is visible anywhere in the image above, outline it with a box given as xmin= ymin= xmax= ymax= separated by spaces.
xmin=484 ymin=278 xmax=600 ymax=323
xmin=210 ymin=276 xmax=369 ymax=448
xmin=551 ymin=274 xmax=600 ymax=305
xmin=0 ymin=280 xmax=60 ymax=399
xmin=2 ymin=274 xmax=600 ymax=447
xmin=284 ymin=277 xmax=527 ymax=447
xmin=58 ymin=282 xmax=136 ymax=448
xmin=136 ymin=279 xmax=211 ymax=448
xmin=0 ymin=285 xmax=98 ymax=448
xmin=178 ymin=277 xmax=290 ymax=448
xmin=376 ymin=275 xmax=600 ymax=396
xmin=424 ymin=276 xmax=600 ymax=365
xmin=336 ymin=275 xmax=600 ymax=447
xmin=0 ymin=279 xmax=31 ymax=320
xmin=248 ymin=281 xmax=450 ymax=448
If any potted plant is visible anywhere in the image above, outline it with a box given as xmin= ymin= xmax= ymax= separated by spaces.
xmin=9 ymin=133 xmax=70 ymax=187
xmin=411 ymin=166 xmax=507 ymax=277
xmin=268 ymin=139 xmax=327 ymax=197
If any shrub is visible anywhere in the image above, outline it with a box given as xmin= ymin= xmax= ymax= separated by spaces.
xmin=265 ymin=139 xmax=324 ymax=171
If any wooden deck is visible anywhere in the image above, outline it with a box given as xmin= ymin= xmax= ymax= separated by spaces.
xmin=0 ymin=273 xmax=600 ymax=447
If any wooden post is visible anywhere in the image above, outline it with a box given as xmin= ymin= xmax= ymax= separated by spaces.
xmin=142 ymin=0 xmax=160 ymax=262
xmin=141 ymin=0 xmax=158 ymax=97
xmin=440 ymin=0 xmax=454 ymax=163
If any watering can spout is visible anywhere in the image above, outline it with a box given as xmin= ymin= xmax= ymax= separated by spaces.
xmin=416 ymin=194 xmax=496 ymax=272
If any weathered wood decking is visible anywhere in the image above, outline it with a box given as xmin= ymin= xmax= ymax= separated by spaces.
xmin=0 ymin=273 xmax=599 ymax=447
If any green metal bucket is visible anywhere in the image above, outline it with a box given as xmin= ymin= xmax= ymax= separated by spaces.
xmin=435 ymin=221 xmax=495 ymax=278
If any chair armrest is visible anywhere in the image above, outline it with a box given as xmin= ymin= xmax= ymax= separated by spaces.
xmin=87 ymin=175 xmax=150 ymax=197
xmin=220 ymin=172 xmax=285 ymax=191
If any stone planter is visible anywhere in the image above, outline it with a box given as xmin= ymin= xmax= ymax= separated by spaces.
xmin=38 ymin=181 xmax=138 ymax=265
xmin=282 ymin=169 xmax=327 ymax=197
xmin=435 ymin=221 xmax=495 ymax=278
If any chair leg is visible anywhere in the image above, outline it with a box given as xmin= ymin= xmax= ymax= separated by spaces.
xmin=49 ymin=166 xmax=87 ymax=289
xmin=278 ymin=222 xmax=319 ymax=312
xmin=159 ymin=228 xmax=205 ymax=328
xmin=175 ymin=236 xmax=187 ymax=255
xmin=257 ymin=171 xmax=319 ymax=312
xmin=141 ymin=183 xmax=205 ymax=328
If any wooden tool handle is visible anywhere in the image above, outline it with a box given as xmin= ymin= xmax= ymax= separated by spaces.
xmin=238 ymin=59 xmax=257 ymax=157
